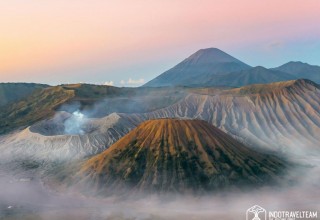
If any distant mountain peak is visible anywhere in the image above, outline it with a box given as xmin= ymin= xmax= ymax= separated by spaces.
xmin=191 ymin=47 xmax=226 ymax=58
xmin=184 ymin=47 xmax=247 ymax=65
xmin=143 ymin=48 xmax=251 ymax=87
xmin=254 ymin=65 xmax=266 ymax=69
xmin=274 ymin=61 xmax=320 ymax=84
xmin=288 ymin=61 xmax=305 ymax=64
xmin=195 ymin=47 xmax=222 ymax=53
xmin=281 ymin=61 xmax=311 ymax=67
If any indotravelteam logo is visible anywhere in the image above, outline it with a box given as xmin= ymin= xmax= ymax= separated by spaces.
xmin=246 ymin=205 xmax=267 ymax=220
xmin=246 ymin=205 xmax=318 ymax=220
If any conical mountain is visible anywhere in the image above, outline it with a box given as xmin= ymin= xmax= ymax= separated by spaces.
xmin=183 ymin=48 xmax=248 ymax=65
xmin=72 ymin=119 xmax=285 ymax=194
xmin=143 ymin=48 xmax=251 ymax=87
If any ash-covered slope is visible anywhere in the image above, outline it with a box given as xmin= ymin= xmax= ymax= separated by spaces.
xmin=140 ymin=79 xmax=320 ymax=154
xmin=0 ymin=112 xmax=139 ymax=162
xmin=143 ymin=48 xmax=251 ymax=87
xmin=72 ymin=119 xmax=285 ymax=194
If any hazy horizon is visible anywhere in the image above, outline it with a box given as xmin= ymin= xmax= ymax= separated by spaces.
xmin=1 ymin=0 xmax=320 ymax=86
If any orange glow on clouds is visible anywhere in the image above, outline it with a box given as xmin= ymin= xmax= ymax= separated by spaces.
xmin=0 ymin=0 xmax=319 ymax=84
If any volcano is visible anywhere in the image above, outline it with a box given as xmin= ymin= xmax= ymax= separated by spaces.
xmin=72 ymin=119 xmax=285 ymax=194
xmin=143 ymin=48 xmax=251 ymax=87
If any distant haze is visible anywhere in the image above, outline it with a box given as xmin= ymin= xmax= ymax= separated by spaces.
xmin=0 ymin=0 xmax=320 ymax=86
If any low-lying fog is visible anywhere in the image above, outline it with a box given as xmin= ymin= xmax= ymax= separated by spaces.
xmin=0 ymin=155 xmax=319 ymax=220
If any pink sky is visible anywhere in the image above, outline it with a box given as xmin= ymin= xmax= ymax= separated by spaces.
xmin=0 ymin=0 xmax=320 ymax=85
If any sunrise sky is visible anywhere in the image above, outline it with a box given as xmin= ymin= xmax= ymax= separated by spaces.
xmin=1 ymin=0 xmax=320 ymax=86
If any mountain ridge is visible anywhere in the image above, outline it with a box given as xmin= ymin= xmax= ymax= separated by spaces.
xmin=188 ymin=66 xmax=296 ymax=87
xmin=274 ymin=61 xmax=320 ymax=83
xmin=138 ymin=79 xmax=320 ymax=153
xmin=0 ymin=83 xmax=48 ymax=107
xmin=144 ymin=48 xmax=320 ymax=87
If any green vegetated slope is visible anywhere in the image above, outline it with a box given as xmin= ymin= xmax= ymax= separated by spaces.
xmin=0 ymin=83 xmax=48 ymax=107
xmin=0 ymin=86 xmax=74 ymax=134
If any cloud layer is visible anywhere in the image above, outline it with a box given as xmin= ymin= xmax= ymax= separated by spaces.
xmin=120 ymin=78 xmax=145 ymax=86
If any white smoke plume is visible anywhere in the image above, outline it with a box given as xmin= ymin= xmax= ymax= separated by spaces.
xmin=64 ymin=110 xmax=86 ymax=135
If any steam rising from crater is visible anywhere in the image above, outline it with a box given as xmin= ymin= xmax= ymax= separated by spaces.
xmin=64 ymin=110 xmax=86 ymax=135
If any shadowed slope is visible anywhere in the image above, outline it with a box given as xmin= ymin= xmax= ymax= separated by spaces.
xmin=73 ymin=119 xmax=285 ymax=194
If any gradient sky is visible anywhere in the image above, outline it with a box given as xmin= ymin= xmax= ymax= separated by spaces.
xmin=1 ymin=0 xmax=320 ymax=86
